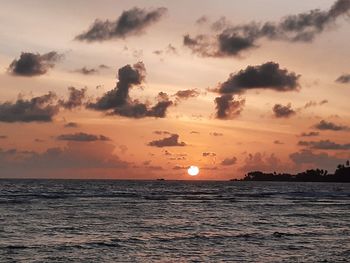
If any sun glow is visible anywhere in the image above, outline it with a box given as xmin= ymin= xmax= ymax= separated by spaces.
xmin=187 ymin=165 xmax=200 ymax=176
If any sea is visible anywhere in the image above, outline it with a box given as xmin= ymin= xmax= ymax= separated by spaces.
xmin=0 ymin=180 xmax=349 ymax=262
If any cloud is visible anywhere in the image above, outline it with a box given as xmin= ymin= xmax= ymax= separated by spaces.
xmin=239 ymin=152 xmax=289 ymax=173
xmin=73 ymin=65 xmax=110 ymax=75
xmin=314 ymin=120 xmax=349 ymax=131
xmin=0 ymin=87 xmax=89 ymax=123
xmin=73 ymin=67 xmax=98 ymax=75
xmin=173 ymin=165 xmax=187 ymax=170
xmin=153 ymin=44 xmax=178 ymax=57
xmin=153 ymin=50 xmax=163 ymax=55
xmin=75 ymin=7 xmax=167 ymax=42
xmin=0 ymin=141 xmax=129 ymax=177
xmin=64 ymin=122 xmax=79 ymax=128
xmin=59 ymin=87 xmax=87 ymax=110
xmin=289 ymin=149 xmax=347 ymax=172
xmin=0 ymin=135 xmax=8 ymax=139
xmin=0 ymin=92 xmax=59 ymax=122
xmin=215 ymin=94 xmax=245 ymax=119
xmin=210 ymin=132 xmax=223 ymax=136
xmin=216 ymin=62 xmax=300 ymax=94
xmin=303 ymin=100 xmax=328 ymax=109
xmin=88 ymin=62 xmax=173 ymax=118
xmin=99 ymin=64 xmax=110 ymax=69
xmin=148 ymin=134 xmax=186 ymax=147
xmin=336 ymin=73 xmax=350 ymax=83
xmin=221 ymin=156 xmax=237 ymax=166
xmin=212 ymin=62 xmax=299 ymax=119
xmin=184 ymin=0 xmax=350 ymax=57
xmin=300 ymin=131 xmax=320 ymax=137
xmin=174 ymin=89 xmax=200 ymax=100
xmin=153 ymin=131 xmax=171 ymax=135
xmin=203 ymin=152 xmax=216 ymax=157
xmin=90 ymin=62 xmax=146 ymax=109
xmin=273 ymin=103 xmax=296 ymax=118
xmin=196 ymin=16 xmax=209 ymax=25
xmin=8 ymin=51 xmax=62 ymax=76
xmin=57 ymin=132 xmax=111 ymax=142
xmin=183 ymin=33 xmax=256 ymax=57
xmin=298 ymin=140 xmax=350 ymax=150
xmin=274 ymin=140 xmax=284 ymax=145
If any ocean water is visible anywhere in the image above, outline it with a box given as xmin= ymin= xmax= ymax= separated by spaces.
xmin=0 ymin=180 xmax=349 ymax=262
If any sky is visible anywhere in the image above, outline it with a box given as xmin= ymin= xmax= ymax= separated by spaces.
xmin=0 ymin=0 xmax=350 ymax=180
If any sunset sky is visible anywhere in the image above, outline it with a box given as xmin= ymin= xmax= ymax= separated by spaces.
xmin=0 ymin=0 xmax=349 ymax=179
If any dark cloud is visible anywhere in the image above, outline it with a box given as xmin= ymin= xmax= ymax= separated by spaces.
xmin=57 ymin=132 xmax=111 ymax=142
xmin=210 ymin=132 xmax=223 ymax=136
xmin=300 ymin=131 xmax=320 ymax=137
xmin=314 ymin=120 xmax=349 ymax=131
xmin=217 ymin=62 xmax=300 ymax=94
xmin=59 ymin=87 xmax=87 ymax=110
xmin=303 ymin=100 xmax=328 ymax=109
xmin=148 ymin=134 xmax=186 ymax=147
xmin=212 ymin=62 xmax=299 ymax=119
xmin=99 ymin=64 xmax=110 ymax=69
xmin=273 ymin=103 xmax=296 ymax=118
xmin=336 ymin=74 xmax=350 ymax=83
xmin=216 ymin=33 xmax=256 ymax=56
xmin=298 ymin=140 xmax=350 ymax=150
xmin=190 ymin=131 xmax=200 ymax=134
xmin=8 ymin=51 xmax=62 ymax=76
xmin=0 ymin=87 xmax=89 ymax=123
xmin=64 ymin=122 xmax=79 ymax=128
xmin=153 ymin=44 xmax=177 ymax=57
xmin=203 ymin=152 xmax=216 ymax=157
xmin=153 ymin=131 xmax=171 ymax=135
xmin=289 ymin=149 xmax=347 ymax=172
xmin=153 ymin=50 xmax=163 ymax=55
xmin=0 ymin=135 xmax=8 ymax=139
xmin=184 ymin=0 xmax=350 ymax=57
xmin=76 ymin=7 xmax=167 ymax=42
xmin=88 ymin=62 xmax=173 ymax=118
xmin=73 ymin=65 xmax=110 ymax=75
xmin=215 ymin=94 xmax=245 ymax=119
xmin=73 ymin=67 xmax=98 ymax=75
xmin=174 ymin=89 xmax=200 ymax=100
xmin=274 ymin=140 xmax=284 ymax=145
xmin=89 ymin=62 xmax=146 ymax=110
xmin=0 ymin=92 xmax=59 ymax=122
xmin=221 ymin=156 xmax=237 ymax=166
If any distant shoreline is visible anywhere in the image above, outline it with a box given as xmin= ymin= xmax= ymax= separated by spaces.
xmin=236 ymin=162 xmax=350 ymax=183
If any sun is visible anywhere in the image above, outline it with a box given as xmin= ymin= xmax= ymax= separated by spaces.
xmin=187 ymin=165 xmax=200 ymax=176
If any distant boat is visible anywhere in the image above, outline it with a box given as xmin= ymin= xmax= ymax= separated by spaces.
xmin=156 ymin=178 xmax=165 ymax=181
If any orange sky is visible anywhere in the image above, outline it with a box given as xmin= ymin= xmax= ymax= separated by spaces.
xmin=0 ymin=0 xmax=350 ymax=179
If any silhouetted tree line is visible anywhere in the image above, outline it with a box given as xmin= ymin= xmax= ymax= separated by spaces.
xmin=241 ymin=161 xmax=350 ymax=182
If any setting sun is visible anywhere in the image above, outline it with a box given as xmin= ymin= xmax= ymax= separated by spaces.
xmin=187 ymin=166 xmax=200 ymax=176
